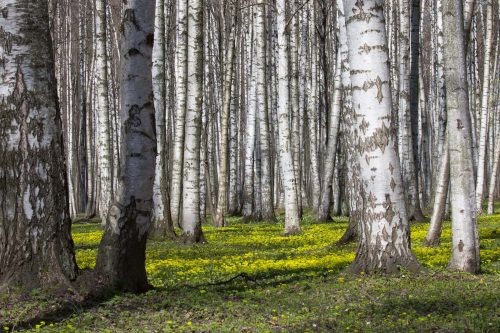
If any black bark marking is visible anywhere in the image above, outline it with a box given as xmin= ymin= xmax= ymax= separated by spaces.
xmin=0 ymin=27 xmax=14 ymax=57
xmin=358 ymin=43 xmax=387 ymax=55
xmin=367 ymin=192 xmax=377 ymax=209
xmin=390 ymin=178 xmax=396 ymax=192
xmin=351 ymin=69 xmax=371 ymax=75
xmin=146 ymin=33 xmax=154 ymax=47
xmin=458 ymin=240 xmax=464 ymax=252
xmin=354 ymin=76 xmax=386 ymax=103
xmin=125 ymin=105 xmax=142 ymax=129
xmin=383 ymin=194 xmax=395 ymax=223
xmin=360 ymin=118 xmax=369 ymax=134
xmin=127 ymin=48 xmax=141 ymax=57
xmin=374 ymin=76 xmax=384 ymax=103
xmin=348 ymin=0 xmax=374 ymax=24
xmin=388 ymin=163 xmax=394 ymax=175
xmin=357 ymin=122 xmax=391 ymax=154
xmin=360 ymin=43 xmax=371 ymax=54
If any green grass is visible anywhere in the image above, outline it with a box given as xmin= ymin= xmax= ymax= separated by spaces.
xmin=1 ymin=212 xmax=499 ymax=332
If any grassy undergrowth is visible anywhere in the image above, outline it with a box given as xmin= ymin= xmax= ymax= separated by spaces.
xmin=1 ymin=212 xmax=499 ymax=332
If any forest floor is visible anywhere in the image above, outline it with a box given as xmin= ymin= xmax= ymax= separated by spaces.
xmin=0 ymin=210 xmax=499 ymax=332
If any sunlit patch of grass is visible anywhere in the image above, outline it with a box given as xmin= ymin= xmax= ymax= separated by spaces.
xmin=73 ymin=211 xmax=500 ymax=287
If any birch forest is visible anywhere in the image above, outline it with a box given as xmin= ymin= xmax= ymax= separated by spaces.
xmin=1 ymin=0 xmax=500 ymax=331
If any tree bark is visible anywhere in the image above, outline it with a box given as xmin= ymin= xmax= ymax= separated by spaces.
xmin=398 ymin=0 xmax=425 ymax=222
xmin=487 ymin=125 xmax=500 ymax=214
xmin=307 ymin=1 xmax=321 ymax=213
xmin=277 ymin=0 xmax=301 ymax=235
xmin=0 ymin=0 xmax=77 ymax=290
xmin=95 ymin=0 xmax=156 ymax=292
xmin=256 ymin=3 xmax=275 ymax=222
xmin=343 ymin=0 xmax=420 ymax=274
xmin=242 ymin=8 xmax=257 ymax=220
xmin=151 ymin=0 xmax=176 ymax=239
xmin=181 ymin=0 xmax=205 ymax=243
xmin=423 ymin=137 xmax=449 ymax=247
xmin=171 ymin=0 xmax=188 ymax=228
xmin=442 ymin=0 xmax=480 ymax=273
xmin=475 ymin=0 xmax=493 ymax=213
xmin=96 ymin=0 xmax=114 ymax=224
xmin=318 ymin=3 xmax=345 ymax=222
xmin=213 ymin=10 xmax=236 ymax=228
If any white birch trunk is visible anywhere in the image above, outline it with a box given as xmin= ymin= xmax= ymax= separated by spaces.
xmin=289 ymin=2 xmax=302 ymax=214
xmin=228 ymin=51 xmax=240 ymax=215
xmin=307 ymin=1 xmax=321 ymax=212
xmin=171 ymin=0 xmax=188 ymax=228
xmin=442 ymin=0 xmax=480 ymax=273
xmin=95 ymin=0 xmax=156 ymax=292
xmin=487 ymin=124 xmax=500 ymax=214
xmin=424 ymin=137 xmax=449 ymax=247
xmin=343 ymin=0 xmax=420 ymax=273
xmin=181 ymin=0 xmax=205 ymax=243
xmin=475 ymin=1 xmax=492 ymax=213
xmin=277 ymin=0 xmax=301 ymax=235
xmin=151 ymin=0 xmax=175 ymax=239
xmin=0 ymin=0 xmax=77 ymax=289
xmin=242 ymin=10 xmax=257 ymax=219
xmin=96 ymin=0 xmax=114 ymax=224
xmin=152 ymin=0 xmax=166 ymax=231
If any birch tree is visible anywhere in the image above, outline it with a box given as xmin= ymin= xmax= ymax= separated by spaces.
xmin=307 ymin=1 xmax=321 ymax=213
xmin=488 ymin=129 xmax=500 ymax=214
xmin=242 ymin=8 xmax=257 ymax=220
xmin=424 ymin=138 xmax=449 ymax=246
xmin=276 ymin=0 xmax=301 ymax=235
xmin=475 ymin=0 xmax=493 ymax=213
xmin=95 ymin=0 xmax=156 ymax=292
xmin=441 ymin=0 xmax=480 ymax=273
xmin=171 ymin=0 xmax=188 ymax=228
xmin=398 ymin=0 xmax=425 ymax=222
xmin=181 ymin=0 xmax=205 ymax=243
xmin=96 ymin=0 xmax=114 ymax=223
xmin=318 ymin=4 xmax=345 ymax=222
xmin=289 ymin=1 xmax=303 ymax=215
xmin=0 ymin=0 xmax=77 ymax=289
xmin=151 ymin=0 xmax=176 ymax=239
xmin=256 ymin=2 xmax=275 ymax=221
xmin=213 ymin=6 xmax=237 ymax=228
xmin=343 ymin=0 xmax=420 ymax=273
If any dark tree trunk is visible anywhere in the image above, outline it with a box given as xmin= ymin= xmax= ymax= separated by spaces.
xmin=409 ymin=0 xmax=426 ymax=222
